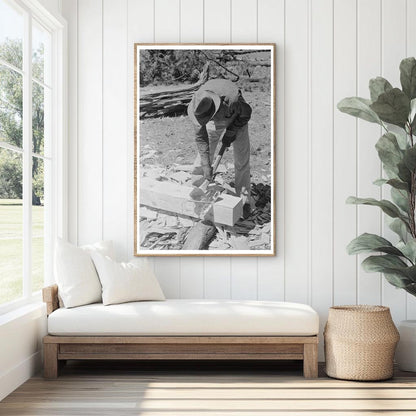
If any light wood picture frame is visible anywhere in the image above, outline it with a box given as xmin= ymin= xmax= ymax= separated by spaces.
xmin=134 ymin=44 xmax=276 ymax=256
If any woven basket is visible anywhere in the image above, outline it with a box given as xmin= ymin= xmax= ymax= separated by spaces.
xmin=324 ymin=305 xmax=399 ymax=381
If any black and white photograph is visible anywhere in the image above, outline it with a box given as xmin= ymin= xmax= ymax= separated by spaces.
xmin=134 ymin=44 xmax=275 ymax=256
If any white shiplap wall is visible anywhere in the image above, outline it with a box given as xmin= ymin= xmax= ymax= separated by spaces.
xmin=61 ymin=0 xmax=416 ymax=356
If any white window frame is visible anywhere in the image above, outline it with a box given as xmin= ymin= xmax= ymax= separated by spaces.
xmin=0 ymin=0 xmax=67 ymax=315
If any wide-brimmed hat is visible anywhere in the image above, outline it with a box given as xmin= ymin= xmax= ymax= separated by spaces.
xmin=189 ymin=89 xmax=221 ymax=126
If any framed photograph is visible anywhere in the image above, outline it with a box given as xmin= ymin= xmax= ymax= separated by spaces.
xmin=134 ymin=44 xmax=275 ymax=256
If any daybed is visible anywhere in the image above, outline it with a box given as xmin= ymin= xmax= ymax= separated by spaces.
xmin=42 ymin=284 xmax=320 ymax=379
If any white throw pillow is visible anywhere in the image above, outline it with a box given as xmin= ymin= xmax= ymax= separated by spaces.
xmin=55 ymin=239 xmax=114 ymax=308
xmin=81 ymin=240 xmax=115 ymax=259
xmin=90 ymin=252 xmax=165 ymax=306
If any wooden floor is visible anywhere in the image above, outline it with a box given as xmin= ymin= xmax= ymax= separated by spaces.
xmin=1 ymin=360 xmax=416 ymax=415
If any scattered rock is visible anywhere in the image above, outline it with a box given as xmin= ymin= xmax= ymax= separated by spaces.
xmin=173 ymin=164 xmax=194 ymax=172
xmin=170 ymin=171 xmax=191 ymax=184
xmin=139 ymin=207 xmax=158 ymax=220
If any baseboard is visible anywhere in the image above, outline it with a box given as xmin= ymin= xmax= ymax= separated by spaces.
xmin=0 ymin=350 xmax=42 ymax=401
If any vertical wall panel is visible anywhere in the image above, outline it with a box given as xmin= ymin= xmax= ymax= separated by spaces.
xmin=231 ymin=258 xmax=257 ymax=299
xmin=102 ymin=0 xmax=128 ymax=260
xmin=179 ymin=0 xmax=205 ymax=298
xmin=204 ymin=257 xmax=231 ymax=299
xmin=180 ymin=0 xmax=203 ymax=43
xmin=180 ymin=258 xmax=204 ymax=298
xmin=154 ymin=258 xmax=181 ymax=298
xmin=310 ymin=0 xmax=333 ymax=359
xmin=203 ymin=0 xmax=232 ymax=299
xmin=155 ymin=0 xmax=180 ymax=42
xmin=356 ymin=0 xmax=382 ymax=305
xmin=77 ymin=0 xmax=103 ymax=245
xmin=230 ymin=0 xmax=257 ymax=42
xmin=127 ymin=0 xmax=154 ymax=262
xmin=407 ymin=0 xmax=416 ymax=54
xmin=333 ymin=0 xmax=357 ymax=305
xmin=407 ymin=0 xmax=416 ymax=63
xmin=204 ymin=0 xmax=231 ymax=42
xmin=66 ymin=0 xmax=413 ymax=328
xmin=381 ymin=0 xmax=407 ymax=322
xmin=61 ymin=0 xmax=77 ymax=245
xmin=257 ymin=0 xmax=285 ymax=301
xmin=407 ymin=0 xmax=416 ymax=319
xmin=284 ymin=0 xmax=309 ymax=303
xmin=152 ymin=0 xmax=181 ymax=298
xmin=229 ymin=0 xmax=258 ymax=300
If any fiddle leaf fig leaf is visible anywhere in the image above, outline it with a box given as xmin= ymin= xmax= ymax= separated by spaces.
xmin=346 ymin=196 xmax=406 ymax=219
xmin=370 ymin=88 xmax=410 ymax=127
xmin=347 ymin=233 xmax=403 ymax=256
xmin=410 ymin=98 xmax=416 ymax=124
xmin=373 ymin=178 xmax=388 ymax=186
xmin=395 ymin=130 xmax=409 ymax=150
xmin=403 ymin=146 xmax=416 ymax=172
xmin=402 ymin=265 xmax=416 ymax=282
xmin=398 ymin=161 xmax=412 ymax=185
xmin=373 ymin=178 xmax=410 ymax=191
xmin=411 ymin=99 xmax=416 ymax=132
xmin=361 ymin=255 xmax=416 ymax=288
xmin=369 ymin=77 xmax=393 ymax=102
xmin=375 ymin=132 xmax=404 ymax=173
xmin=362 ymin=254 xmax=408 ymax=272
xmin=391 ymin=187 xmax=409 ymax=213
xmin=389 ymin=217 xmax=410 ymax=242
xmin=383 ymin=272 xmax=412 ymax=288
xmin=384 ymin=166 xmax=400 ymax=180
xmin=387 ymin=178 xmax=410 ymax=191
xmin=337 ymin=97 xmax=382 ymax=125
xmin=397 ymin=240 xmax=416 ymax=264
xmin=400 ymin=57 xmax=416 ymax=100
xmin=404 ymin=283 xmax=416 ymax=296
xmin=375 ymin=178 xmax=411 ymax=193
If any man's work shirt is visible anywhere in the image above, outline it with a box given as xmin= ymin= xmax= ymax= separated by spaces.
xmin=188 ymin=79 xmax=252 ymax=166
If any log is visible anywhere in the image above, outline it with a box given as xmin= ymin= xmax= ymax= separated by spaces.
xmin=140 ymin=63 xmax=209 ymax=118
xmin=182 ymin=221 xmax=217 ymax=250
xmin=223 ymin=50 xmax=270 ymax=56
xmin=213 ymin=194 xmax=243 ymax=226
xmin=139 ymin=178 xmax=243 ymax=226
xmin=139 ymin=178 xmax=211 ymax=220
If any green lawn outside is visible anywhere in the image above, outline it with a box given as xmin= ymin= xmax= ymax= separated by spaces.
xmin=0 ymin=199 xmax=44 ymax=305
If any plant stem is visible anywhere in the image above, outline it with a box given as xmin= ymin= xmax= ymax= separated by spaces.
xmin=409 ymin=123 xmax=416 ymax=238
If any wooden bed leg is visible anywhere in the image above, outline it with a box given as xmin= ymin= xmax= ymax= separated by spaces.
xmin=303 ymin=343 xmax=318 ymax=379
xmin=44 ymin=343 xmax=59 ymax=379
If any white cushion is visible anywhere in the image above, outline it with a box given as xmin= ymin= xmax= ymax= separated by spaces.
xmin=81 ymin=240 xmax=115 ymax=259
xmin=47 ymin=299 xmax=319 ymax=336
xmin=90 ymin=253 xmax=165 ymax=305
xmin=54 ymin=239 xmax=114 ymax=308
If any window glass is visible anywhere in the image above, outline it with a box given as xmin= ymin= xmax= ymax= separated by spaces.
xmin=0 ymin=65 xmax=23 ymax=148
xmin=32 ymin=156 xmax=44 ymax=293
xmin=0 ymin=1 xmax=57 ymax=311
xmin=0 ymin=0 xmax=24 ymax=69
xmin=32 ymin=20 xmax=51 ymax=85
xmin=0 ymin=147 xmax=23 ymax=304
xmin=32 ymin=81 xmax=45 ymax=156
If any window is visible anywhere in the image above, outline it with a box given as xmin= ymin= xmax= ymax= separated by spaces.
xmin=0 ymin=0 xmax=66 ymax=311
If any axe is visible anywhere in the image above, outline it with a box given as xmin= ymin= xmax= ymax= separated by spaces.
xmin=190 ymin=143 xmax=227 ymax=199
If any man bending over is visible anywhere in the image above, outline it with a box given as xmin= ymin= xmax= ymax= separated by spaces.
xmin=188 ymin=78 xmax=252 ymax=217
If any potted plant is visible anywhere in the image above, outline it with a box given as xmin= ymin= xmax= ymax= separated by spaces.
xmin=338 ymin=57 xmax=416 ymax=372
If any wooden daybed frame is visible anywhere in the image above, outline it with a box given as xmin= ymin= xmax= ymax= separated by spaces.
xmin=42 ymin=285 xmax=319 ymax=379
